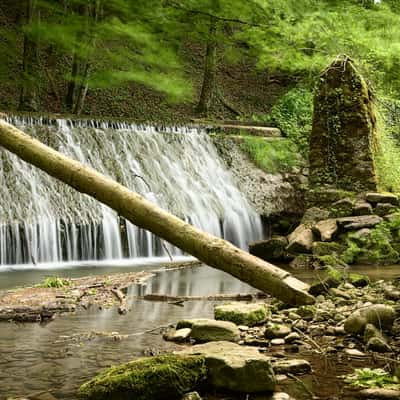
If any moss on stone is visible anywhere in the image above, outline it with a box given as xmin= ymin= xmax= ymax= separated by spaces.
xmin=214 ymin=303 xmax=270 ymax=327
xmin=341 ymin=223 xmax=400 ymax=264
xmin=78 ymin=354 xmax=207 ymax=400
xmin=312 ymin=241 xmax=344 ymax=257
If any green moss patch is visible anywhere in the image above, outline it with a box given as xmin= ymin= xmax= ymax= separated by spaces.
xmin=214 ymin=302 xmax=270 ymax=327
xmin=78 ymin=354 xmax=207 ymax=400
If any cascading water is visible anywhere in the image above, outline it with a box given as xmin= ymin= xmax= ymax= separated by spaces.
xmin=0 ymin=116 xmax=263 ymax=267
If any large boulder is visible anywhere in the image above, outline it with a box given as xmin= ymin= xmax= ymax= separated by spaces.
xmin=309 ymin=56 xmax=377 ymax=191
xmin=214 ymin=302 xmax=270 ymax=327
xmin=177 ymin=341 xmax=276 ymax=393
xmin=344 ymin=304 xmax=396 ymax=334
xmin=286 ymin=224 xmax=314 ymax=253
xmin=312 ymin=219 xmax=338 ymax=242
xmin=78 ymin=354 xmax=207 ymax=400
xmin=187 ymin=319 xmax=240 ymax=343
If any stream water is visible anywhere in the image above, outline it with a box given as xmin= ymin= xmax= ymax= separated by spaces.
xmin=0 ymin=263 xmax=398 ymax=400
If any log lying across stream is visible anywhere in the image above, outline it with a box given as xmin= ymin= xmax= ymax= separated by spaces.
xmin=0 ymin=119 xmax=314 ymax=305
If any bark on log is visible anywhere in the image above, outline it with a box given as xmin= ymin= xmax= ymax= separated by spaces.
xmin=0 ymin=119 xmax=314 ymax=305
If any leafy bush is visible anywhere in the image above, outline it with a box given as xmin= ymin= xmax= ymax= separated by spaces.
xmin=251 ymin=87 xmax=314 ymax=157
xmin=240 ymin=136 xmax=302 ymax=174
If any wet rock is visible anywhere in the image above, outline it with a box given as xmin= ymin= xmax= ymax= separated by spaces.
xmin=348 ymin=273 xmax=370 ymax=288
xmin=353 ymin=201 xmax=373 ymax=216
xmin=265 ymin=324 xmax=291 ymax=339
xmin=78 ymin=354 xmax=207 ymax=400
xmin=337 ymin=215 xmax=383 ymax=231
xmin=330 ymin=198 xmax=354 ymax=218
xmin=182 ymin=392 xmax=202 ymax=400
xmin=214 ymin=302 xmax=269 ymax=327
xmin=366 ymin=192 xmax=399 ymax=206
xmin=357 ymin=388 xmax=400 ymax=399
xmin=178 ymin=341 xmax=276 ymax=393
xmin=284 ymin=332 xmax=301 ymax=343
xmin=249 ymin=237 xmax=289 ymax=262
xmin=313 ymin=219 xmax=338 ymax=242
xmin=375 ymin=203 xmax=397 ymax=217
xmin=164 ymin=328 xmax=192 ymax=343
xmin=329 ymin=288 xmax=351 ymax=299
xmin=189 ymin=319 xmax=240 ymax=343
xmin=271 ymin=338 xmax=285 ymax=345
xmin=286 ymin=224 xmax=314 ymax=253
xmin=272 ymin=359 xmax=311 ymax=375
xmin=296 ymin=305 xmax=317 ymax=320
xmin=344 ymin=348 xmax=366 ymax=357
xmin=309 ymin=277 xmax=340 ymax=296
xmin=176 ymin=319 xmax=210 ymax=329
xmin=344 ymin=304 xmax=396 ymax=334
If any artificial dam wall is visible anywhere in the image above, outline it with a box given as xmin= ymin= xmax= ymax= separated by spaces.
xmin=0 ymin=116 xmax=263 ymax=267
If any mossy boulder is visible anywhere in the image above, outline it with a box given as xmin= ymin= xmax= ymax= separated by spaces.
xmin=301 ymin=207 xmax=330 ymax=226
xmin=348 ymin=273 xmax=370 ymax=288
xmin=330 ymin=198 xmax=354 ymax=218
xmin=309 ymin=56 xmax=377 ymax=191
xmin=78 ymin=354 xmax=207 ymax=400
xmin=177 ymin=341 xmax=276 ymax=393
xmin=214 ymin=302 xmax=270 ymax=327
xmin=312 ymin=241 xmax=343 ymax=257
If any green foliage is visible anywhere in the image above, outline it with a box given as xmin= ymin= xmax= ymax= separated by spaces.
xmin=343 ymin=368 xmax=399 ymax=389
xmin=341 ymin=221 xmax=400 ymax=265
xmin=240 ymin=136 xmax=302 ymax=174
xmin=41 ymin=276 xmax=70 ymax=288
xmin=375 ymin=97 xmax=400 ymax=192
xmin=251 ymin=88 xmax=314 ymax=157
xmin=78 ymin=354 xmax=207 ymax=400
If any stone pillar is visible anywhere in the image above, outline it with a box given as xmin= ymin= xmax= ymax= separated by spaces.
xmin=309 ymin=55 xmax=377 ymax=191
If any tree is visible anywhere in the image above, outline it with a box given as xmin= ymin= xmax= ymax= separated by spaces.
xmin=32 ymin=0 xmax=189 ymax=114
xmin=19 ymin=0 xmax=40 ymax=111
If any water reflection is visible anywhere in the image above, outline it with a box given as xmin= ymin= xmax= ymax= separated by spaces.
xmin=0 ymin=265 xmax=256 ymax=399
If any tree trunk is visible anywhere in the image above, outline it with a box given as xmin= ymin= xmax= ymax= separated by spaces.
xmin=196 ymin=18 xmax=218 ymax=116
xmin=0 ymin=119 xmax=314 ymax=306
xmin=19 ymin=0 xmax=39 ymax=111
xmin=66 ymin=51 xmax=79 ymax=112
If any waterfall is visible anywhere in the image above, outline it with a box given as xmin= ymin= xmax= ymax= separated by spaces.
xmin=0 ymin=116 xmax=262 ymax=267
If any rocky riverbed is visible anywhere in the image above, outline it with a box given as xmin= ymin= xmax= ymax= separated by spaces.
xmin=3 ymin=263 xmax=400 ymax=400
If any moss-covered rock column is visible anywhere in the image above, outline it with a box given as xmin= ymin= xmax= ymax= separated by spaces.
xmin=309 ymin=55 xmax=377 ymax=191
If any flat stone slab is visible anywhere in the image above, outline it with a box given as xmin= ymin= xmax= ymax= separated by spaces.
xmin=214 ymin=302 xmax=270 ymax=327
xmin=181 ymin=319 xmax=240 ymax=343
xmin=177 ymin=341 xmax=276 ymax=393
xmin=272 ymin=359 xmax=312 ymax=375
xmin=336 ymin=215 xmax=383 ymax=230
xmin=366 ymin=192 xmax=399 ymax=205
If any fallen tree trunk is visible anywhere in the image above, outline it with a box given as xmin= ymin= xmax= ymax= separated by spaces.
xmin=0 ymin=119 xmax=314 ymax=305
